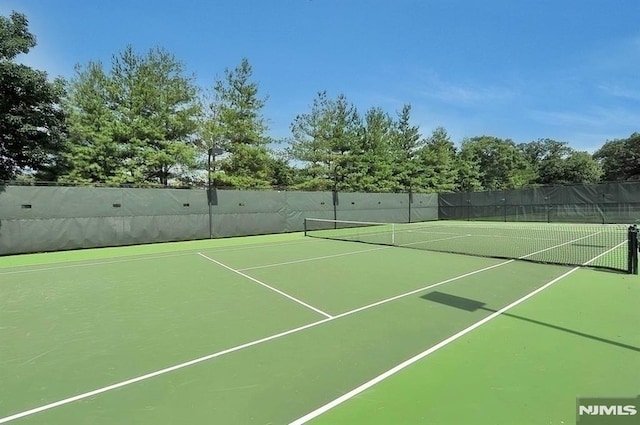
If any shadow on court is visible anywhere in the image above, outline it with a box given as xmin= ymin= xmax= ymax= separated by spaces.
xmin=421 ymin=291 xmax=640 ymax=353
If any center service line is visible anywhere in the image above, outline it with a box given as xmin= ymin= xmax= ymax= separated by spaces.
xmin=197 ymin=252 xmax=334 ymax=319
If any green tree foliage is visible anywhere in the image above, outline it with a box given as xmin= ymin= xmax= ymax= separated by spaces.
xmin=268 ymin=151 xmax=297 ymax=187
xmin=63 ymin=46 xmax=200 ymax=185
xmin=61 ymin=62 xmax=119 ymax=183
xmin=0 ymin=11 xmax=66 ymax=180
xmin=288 ymin=92 xmax=361 ymax=191
xmin=519 ymin=138 xmax=601 ymax=185
xmin=110 ymin=46 xmax=200 ymax=185
xmin=457 ymin=136 xmax=533 ymax=190
xmin=455 ymin=147 xmax=483 ymax=192
xmin=348 ymin=107 xmax=395 ymax=192
xmin=9 ymin=9 xmax=629 ymax=192
xmin=389 ymin=104 xmax=424 ymax=191
xmin=415 ymin=127 xmax=458 ymax=193
xmin=563 ymin=151 xmax=602 ymax=184
xmin=204 ymin=58 xmax=272 ymax=188
xmin=593 ymin=133 xmax=640 ymax=181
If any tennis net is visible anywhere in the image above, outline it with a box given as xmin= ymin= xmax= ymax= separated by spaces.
xmin=304 ymin=218 xmax=639 ymax=273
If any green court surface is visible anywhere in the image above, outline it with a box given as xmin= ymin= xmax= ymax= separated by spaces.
xmin=0 ymin=223 xmax=638 ymax=424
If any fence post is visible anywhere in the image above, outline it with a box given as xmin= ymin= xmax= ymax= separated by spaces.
xmin=408 ymin=188 xmax=413 ymax=223
xmin=466 ymin=199 xmax=471 ymax=221
xmin=502 ymin=197 xmax=507 ymax=222
xmin=628 ymin=225 xmax=638 ymax=275
xmin=332 ymin=189 xmax=338 ymax=228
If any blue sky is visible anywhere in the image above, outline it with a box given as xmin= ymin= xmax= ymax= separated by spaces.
xmin=2 ymin=0 xmax=639 ymax=152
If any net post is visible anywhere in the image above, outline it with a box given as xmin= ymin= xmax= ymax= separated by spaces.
xmin=304 ymin=218 xmax=307 ymax=237
xmin=627 ymin=225 xmax=638 ymax=275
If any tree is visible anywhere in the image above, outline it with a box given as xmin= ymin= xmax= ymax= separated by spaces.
xmin=416 ymin=127 xmax=458 ymax=192
xmin=0 ymin=11 xmax=66 ymax=180
xmin=202 ymin=58 xmax=273 ymax=188
xmin=268 ymin=150 xmax=297 ymax=187
xmin=563 ymin=151 xmax=602 ymax=184
xmin=455 ymin=147 xmax=483 ymax=192
xmin=519 ymin=138 xmax=601 ymax=185
xmin=63 ymin=46 xmax=201 ymax=185
xmin=348 ymin=107 xmax=395 ymax=192
xmin=457 ymin=136 xmax=533 ymax=190
xmin=593 ymin=133 xmax=640 ymax=181
xmin=288 ymin=91 xmax=361 ymax=191
xmin=61 ymin=61 xmax=121 ymax=183
xmin=389 ymin=104 xmax=424 ymax=191
xmin=112 ymin=46 xmax=200 ymax=185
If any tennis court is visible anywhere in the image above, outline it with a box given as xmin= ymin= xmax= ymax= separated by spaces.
xmin=1 ymin=221 xmax=639 ymax=424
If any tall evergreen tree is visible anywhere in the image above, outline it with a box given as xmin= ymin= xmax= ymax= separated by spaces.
xmin=348 ymin=107 xmax=395 ymax=192
xmin=416 ymin=127 xmax=458 ymax=192
xmin=204 ymin=58 xmax=272 ymax=188
xmin=63 ymin=46 xmax=200 ymax=185
xmin=390 ymin=104 xmax=425 ymax=191
xmin=61 ymin=62 xmax=121 ymax=183
xmin=288 ymin=91 xmax=361 ymax=191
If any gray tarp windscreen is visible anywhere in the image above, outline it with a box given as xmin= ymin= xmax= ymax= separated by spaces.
xmin=284 ymin=191 xmax=334 ymax=232
xmin=0 ymin=186 xmax=437 ymax=255
xmin=335 ymin=192 xmax=410 ymax=223
xmin=0 ymin=186 xmax=209 ymax=255
xmin=438 ymin=182 xmax=640 ymax=224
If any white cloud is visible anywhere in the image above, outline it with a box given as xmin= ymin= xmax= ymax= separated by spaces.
xmin=597 ymin=83 xmax=640 ymax=101
xmin=417 ymin=73 xmax=518 ymax=106
xmin=529 ymin=106 xmax=640 ymax=130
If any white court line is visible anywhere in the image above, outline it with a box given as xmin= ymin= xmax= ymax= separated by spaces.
xmin=0 ymin=239 xmax=317 ymax=275
xmin=399 ymin=234 xmax=472 ymax=247
xmin=422 ymin=224 xmax=627 ymax=232
xmin=517 ymin=231 xmax=602 ymax=260
xmin=405 ymin=229 xmax=605 ymax=261
xmin=238 ymin=246 xmax=391 ymax=271
xmin=197 ymin=252 xmax=334 ymax=319
xmin=238 ymin=235 xmax=467 ymax=271
xmin=0 ymin=252 xmax=195 ymax=276
xmin=406 ymin=228 xmax=560 ymax=241
xmin=288 ymin=240 xmax=626 ymax=425
xmin=239 ymin=235 xmax=469 ymax=272
xmin=0 ymin=258 xmax=515 ymax=424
